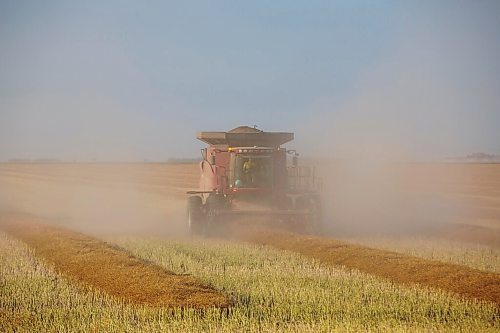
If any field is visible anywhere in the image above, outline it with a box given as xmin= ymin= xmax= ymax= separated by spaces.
xmin=0 ymin=163 xmax=499 ymax=332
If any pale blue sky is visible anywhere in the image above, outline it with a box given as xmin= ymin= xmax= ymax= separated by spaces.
xmin=1 ymin=1 xmax=499 ymax=160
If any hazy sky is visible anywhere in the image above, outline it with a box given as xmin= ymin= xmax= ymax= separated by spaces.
xmin=1 ymin=1 xmax=499 ymax=160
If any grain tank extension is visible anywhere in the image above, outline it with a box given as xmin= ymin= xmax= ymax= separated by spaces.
xmin=186 ymin=126 xmax=322 ymax=235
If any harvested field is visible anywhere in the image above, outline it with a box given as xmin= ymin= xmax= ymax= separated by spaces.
xmin=0 ymin=163 xmax=199 ymax=198
xmin=2 ymin=230 xmax=498 ymax=332
xmin=1 ymin=163 xmax=500 ymax=331
xmin=238 ymin=229 xmax=500 ymax=306
xmin=2 ymin=162 xmax=500 ymax=239
xmin=435 ymin=223 xmax=500 ymax=247
xmin=339 ymin=235 xmax=500 ymax=273
xmin=0 ymin=213 xmax=230 ymax=308
xmin=0 ymin=163 xmax=194 ymax=236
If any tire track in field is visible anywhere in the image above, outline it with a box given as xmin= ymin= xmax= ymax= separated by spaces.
xmin=0 ymin=213 xmax=230 ymax=308
xmin=238 ymin=229 xmax=500 ymax=306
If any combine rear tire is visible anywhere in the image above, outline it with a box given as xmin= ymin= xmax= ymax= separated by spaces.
xmin=187 ymin=196 xmax=205 ymax=236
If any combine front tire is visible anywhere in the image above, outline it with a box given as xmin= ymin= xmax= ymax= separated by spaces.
xmin=204 ymin=195 xmax=227 ymax=236
xmin=187 ymin=196 xmax=205 ymax=236
xmin=296 ymin=195 xmax=324 ymax=235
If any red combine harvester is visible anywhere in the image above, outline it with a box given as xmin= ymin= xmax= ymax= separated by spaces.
xmin=186 ymin=126 xmax=322 ymax=236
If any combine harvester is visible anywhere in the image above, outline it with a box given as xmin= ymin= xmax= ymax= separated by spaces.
xmin=187 ymin=126 xmax=322 ymax=236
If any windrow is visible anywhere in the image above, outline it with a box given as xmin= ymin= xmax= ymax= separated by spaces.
xmin=0 ymin=213 xmax=230 ymax=308
xmin=238 ymin=228 xmax=500 ymax=306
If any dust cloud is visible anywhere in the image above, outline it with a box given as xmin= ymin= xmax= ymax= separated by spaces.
xmin=1 ymin=2 xmax=498 ymax=242
xmin=314 ymin=161 xmax=463 ymax=236
xmin=0 ymin=164 xmax=190 ymax=237
xmin=298 ymin=9 xmax=500 ymax=237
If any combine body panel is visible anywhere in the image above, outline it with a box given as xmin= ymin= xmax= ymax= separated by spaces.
xmin=186 ymin=126 xmax=322 ymax=236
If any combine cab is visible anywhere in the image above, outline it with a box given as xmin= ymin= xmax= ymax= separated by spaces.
xmin=187 ymin=126 xmax=322 ymax=236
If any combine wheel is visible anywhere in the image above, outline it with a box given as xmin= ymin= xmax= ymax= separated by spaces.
xmin=274 ymin=195 xmax=293 ymax=210
xmin=295 ymin=196 xmax=310 ymax=210
xmin=187 ymin=196 xmax=205 ymax=236
xmin=296 ymin=195 xmax=324 ymax=235
xmin=205 ymin=195 xmax=227 ymax=236
xmin=309 ymin=195 xmax=324 ymax=235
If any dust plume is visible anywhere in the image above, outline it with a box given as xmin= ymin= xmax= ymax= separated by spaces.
xmin=299 ymin=5 xmax=500 ymax=237
xmin=0 ymin=163 xmax=195 ymax=237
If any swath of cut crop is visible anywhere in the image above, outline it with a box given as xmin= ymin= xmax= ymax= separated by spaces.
xmin=437 ymin=223 xmax=500 ymax=247
xmin=0 ymin=213 xmax=230 ymax=308
xmin=238 ymin=229 xmax=500 ymax=306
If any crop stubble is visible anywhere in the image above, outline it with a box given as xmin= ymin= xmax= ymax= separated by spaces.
xmin=1 ymin=163 xmax=500 ymax=309
xmin=0 ymin=213 xmax=230 ymax=308
xmin=237 ymin=228 xmax=500 ymax=306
